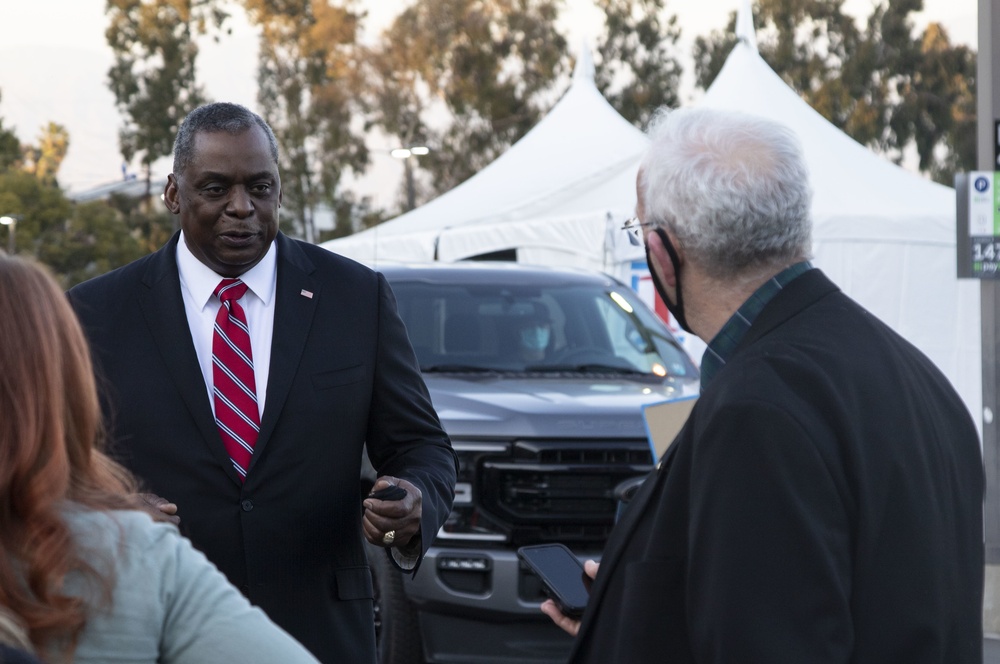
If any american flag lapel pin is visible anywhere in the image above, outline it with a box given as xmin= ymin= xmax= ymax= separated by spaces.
xmin=300 ymin=289 xmax=314 ymax=299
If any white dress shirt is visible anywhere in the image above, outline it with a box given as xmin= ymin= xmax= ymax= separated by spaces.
xmin=176 ymin=233 xmax=277 ymax=419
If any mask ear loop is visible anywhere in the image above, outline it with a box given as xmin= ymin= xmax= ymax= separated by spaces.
xmin=649 ymin=228 xmax=691 ymax=334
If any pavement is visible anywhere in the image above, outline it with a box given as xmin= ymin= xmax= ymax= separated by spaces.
xmin=987 ymin=636 xmax=1000 ymax=663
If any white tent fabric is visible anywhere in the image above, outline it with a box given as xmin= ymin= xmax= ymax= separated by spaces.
xmin=321 ymin=48 xmax=645 ymax=269
xmin=321 ymin=34 xmax=982 ymax=428
xmin=699 ymin=31 xmax=981 ymax=429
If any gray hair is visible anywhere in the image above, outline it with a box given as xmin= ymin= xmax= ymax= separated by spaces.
xmin=639 ymin=107 xmax=813 ymax=279
xmin=172 ymin=102 xmax=279 ymax=175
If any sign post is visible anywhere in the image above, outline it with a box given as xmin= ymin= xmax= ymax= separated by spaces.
xmin=977 ymin=0 xmax=1000 ymax=638
xmin=957 ymin=172 xmax=1000 ymax=278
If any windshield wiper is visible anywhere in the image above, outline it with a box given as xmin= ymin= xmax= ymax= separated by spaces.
xmin=421 ymin=364 xmax=504 ymax=374
xmin=525 ymin=363 xmax=649 ymax=375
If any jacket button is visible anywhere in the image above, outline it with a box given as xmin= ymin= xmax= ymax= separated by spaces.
xmin=241 ymin=499 xmax=254 ymax=512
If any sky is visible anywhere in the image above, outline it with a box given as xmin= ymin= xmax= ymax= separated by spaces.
xmin=0 ymin=0 xmax=978 ymax=206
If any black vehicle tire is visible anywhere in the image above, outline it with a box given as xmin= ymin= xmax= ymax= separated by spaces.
xmin=367 ymin=540 xmax=424 ymax=664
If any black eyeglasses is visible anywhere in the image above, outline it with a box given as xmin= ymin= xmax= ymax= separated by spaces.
xmin=621 ymin=217 xmax=656 ymax=246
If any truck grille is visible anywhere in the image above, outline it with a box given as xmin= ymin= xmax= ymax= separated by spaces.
xmin=479 ymin=440 xmax=653 ymax=546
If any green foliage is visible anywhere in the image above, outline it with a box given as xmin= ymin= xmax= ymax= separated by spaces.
xmin=694 ymin=0 xmax=866 ymax=121
xmin=36 ymin=201 xmax=149 ymax=288
xmin=0 ymin=89 xmax=72 ymax=186
xmin=0 ymin=170 xmax=173 ymax=286
xmin=366 ymin=0 xmax=568 ymax=203
xmin=106 ymin=0 xmax=227 ymax=198
xmin=0 ymin=92 xmax=22 ymax=173
xmin=21 ymin=123 xmax=70 ymax=187
xmin=0 ymin=128 xmax=19 ymax=173
xmin=0 ymin=91 xmax=167 ymax=284
xmin=594 ymin=0 xmax=684 ymax=127
xmin=0 ymin=171 xmax=72 ymax=255
xmin=245 ymin=0 xmax=368 ymax=242
xmin=692 ymin=0 xmax=975 ymax=184
xmin=105 ymin=191 xmax=177 ymax=254
xmin=886 ymin=21 xmax=976 ymax=184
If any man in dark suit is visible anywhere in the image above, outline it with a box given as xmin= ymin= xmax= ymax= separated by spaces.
xmin=68 ymin=102 xmax=457 ymax=663
xmin=542 ymin=107 xmax=984 ymax=662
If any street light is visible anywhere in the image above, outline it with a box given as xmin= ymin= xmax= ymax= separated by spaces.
xmin=391 ymin=146 xmax=431 ymax=211
xmin=0 ymin=215 xmax=18 ymax=254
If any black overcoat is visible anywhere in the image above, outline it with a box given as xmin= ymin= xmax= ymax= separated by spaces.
xmin=569 ymin=269 xmax=984 ymax=663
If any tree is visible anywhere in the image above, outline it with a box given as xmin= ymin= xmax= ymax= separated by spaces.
xmin=692 ymin=0 xmax=976 ymax=184
xmin=359 ymin=40 xmax=434 ymax=214
xmin=923 ymin=30 xmax=975 ymax=183
xmin=0 ymin=91 xmax=22 ymax=173
xmin=0 ymin=170 xmax=73 ymax=257
xmin=316 ymin=191 xmax=387 ymax=243
xmin=106 ymin=0 xmax=228 ymax=200
xmin=243 ymin=0 xmax=368 ymax=243
xmin=367 ymin=0 xmax=568 ymax=201
xmin=36 ymin=200 xmax=155 ymax=288
xmin=0 ymin=129 xmax=20 ymax=174
xmin=0 ymin=91 xmax=71 ymax=185
xmin=0 ymin=104 xmax=161 ymax=285
xmin=105 ymin=190 xmax=177 ymax=254
xmin=21 ymin=122 xmax=70 ymax=187
xmin=0 ymin=168 xmax=177 ymax=285
xmin=882 ymin=20 xmax=976 ymax=184
xmin=593 ymin=0 xmax=684 ymax=127
xmin=693 ymin=0 xmax=866 ymax=128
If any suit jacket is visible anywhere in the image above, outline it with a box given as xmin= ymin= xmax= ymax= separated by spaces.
xmin=569 ymin=269 xmax=984 ymax=663
xmin=68 ymin=232 xmax=457 ymax=664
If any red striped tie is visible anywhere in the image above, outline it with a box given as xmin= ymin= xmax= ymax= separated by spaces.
xmin=213 ymin=279 xmax=259 ymax=481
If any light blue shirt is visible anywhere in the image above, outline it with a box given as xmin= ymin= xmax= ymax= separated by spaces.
xmin=61 ymin=507 xmax=319 ymax=664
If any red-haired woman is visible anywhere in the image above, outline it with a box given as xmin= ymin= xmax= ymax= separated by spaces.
xmin=0 ymin=254 xmax=320 ymax=664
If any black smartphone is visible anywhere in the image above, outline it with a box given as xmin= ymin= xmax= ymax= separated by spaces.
xmin=369 ymin=485 xmax=407 ymax=501
xmin=517 ymin=543 xmax=590 ymax=619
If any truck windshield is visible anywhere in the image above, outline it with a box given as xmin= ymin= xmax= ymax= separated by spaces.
xmin=389 ymin=279 xmax=698 ymax=379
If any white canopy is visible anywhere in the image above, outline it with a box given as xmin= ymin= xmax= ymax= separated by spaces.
xmin=322 ymin=47 xmax=645 ymax=271
xmin=322 ymin=21 xmax=982 ymax=427
xmin=700 ymin=22 xmax=981 ymax=429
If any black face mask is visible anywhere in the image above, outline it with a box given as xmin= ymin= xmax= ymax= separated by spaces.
xmin=645 ymin=228 xmax=692 ymax=334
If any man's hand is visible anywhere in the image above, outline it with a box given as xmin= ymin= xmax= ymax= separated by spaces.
xmin=362 ymin=477 xmax=422 ymax=551
xmin=540 ymin=559 xmax=599 ymax=636
xmin=139 ymin=493 xmax=180 ymax=525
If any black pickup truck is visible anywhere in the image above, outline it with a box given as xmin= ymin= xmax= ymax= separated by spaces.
xmin=370 ymin=261 xmax=699 ymax=664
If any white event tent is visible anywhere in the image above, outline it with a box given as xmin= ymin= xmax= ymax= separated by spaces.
xmin=322 ymin=46 xmax=644 ymax=271
xmin=321 ymin=4 xmax=982 ymax=426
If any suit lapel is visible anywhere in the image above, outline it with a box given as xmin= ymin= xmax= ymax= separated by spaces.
xmin=138 ymin=233 xmax=244 ymax=486
xmin=248 ymin=234 xmax=318 ymax=474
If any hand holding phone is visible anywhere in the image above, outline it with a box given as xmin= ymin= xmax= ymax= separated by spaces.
xmin=517 ymin=543 xmax=591 ymax=619
xmin=369 ymin=484 xmax=407 ymax=501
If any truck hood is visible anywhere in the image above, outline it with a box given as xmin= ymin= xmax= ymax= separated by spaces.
xmin=424 ymin=373 xmax=698 ymax=440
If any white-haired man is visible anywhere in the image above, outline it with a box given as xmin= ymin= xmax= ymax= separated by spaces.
xmin=543 ymin=107 xmax=984 ymax=663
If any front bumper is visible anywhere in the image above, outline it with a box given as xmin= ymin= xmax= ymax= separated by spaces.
xmin=403 ymin=546 xmax=594 ymax=663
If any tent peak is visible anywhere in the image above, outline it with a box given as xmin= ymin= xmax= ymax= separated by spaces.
xmin=735 ymin=0 xmax=759 ymax=53
xmin=573 ymin=41 xmax=596 ymax=86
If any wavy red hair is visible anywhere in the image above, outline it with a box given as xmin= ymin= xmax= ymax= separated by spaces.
xmin=0 ymin=254 xmax=142 ymax=659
